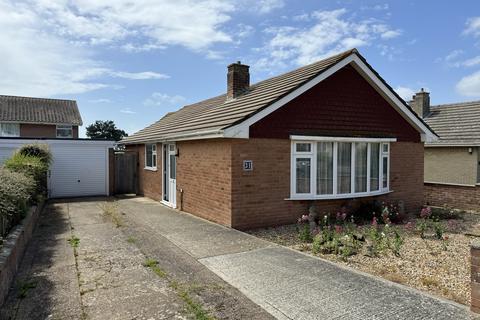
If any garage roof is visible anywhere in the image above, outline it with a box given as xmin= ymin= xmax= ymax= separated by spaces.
xmin=0 ymin=95 xmax=83 ymax=126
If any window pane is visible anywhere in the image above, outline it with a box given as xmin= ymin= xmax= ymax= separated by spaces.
xmin=382 ymin=156 xmax=388 ymax=188
xmin=146 ymin=144 xmax=153 ymax=167
xmin=296 ymin=143 xmax=311 ymax=152
xmin=296 ymin=158 xmax=311 ymax=194
xmin=337 ymin=142 xmax=351 ymax=194
xmin=0 ymin=123 xmax=20 ymax=137
xmin=170 ymin=154 xmax=176 ymax=179
xmin=370 ymin=143 xmax=380 ymax=191
xmin=355 ymin=142 xmax=368 ymax=193
xmin=383 ymin=143 xmax=389 ymax=153
xmin=316 ymin=142 xmax=333 ymax=194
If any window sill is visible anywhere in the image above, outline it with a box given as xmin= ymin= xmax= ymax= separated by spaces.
xmin=144 ymin=167 xmax=157 ymax=172
xmin=285 ymin=190 xmax=392 ymax=201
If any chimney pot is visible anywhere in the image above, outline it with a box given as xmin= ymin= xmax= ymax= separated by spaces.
xmin=227 ymin=61 xmax=250 ymax=100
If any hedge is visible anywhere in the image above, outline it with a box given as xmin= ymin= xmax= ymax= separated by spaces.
xmin=0 ymin=144 xmax=51 ymax=238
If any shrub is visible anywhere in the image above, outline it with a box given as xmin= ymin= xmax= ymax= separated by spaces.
xmin=0 ymin=167 xmax=36 ymax=234
xmin=18 ymin=144 xmax=51 ymax=165
xmin=4 ymin=153 xmax=49 ymax=196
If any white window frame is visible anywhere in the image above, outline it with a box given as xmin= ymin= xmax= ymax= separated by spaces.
xmin=289 ymin=136 xmax=395 ymax=200
xmin=56 ymin=125 xmax=73 ymax=138
xmin=145 ymin=143 xmax=157 ymax=171
xmin=0 ymin=123 xmax=20 ymax=137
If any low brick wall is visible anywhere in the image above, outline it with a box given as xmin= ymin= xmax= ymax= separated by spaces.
xmin=425 ymin=183 xmax=480 ymax=212
xmin=0 ymin=202 xmax=44 ymax=306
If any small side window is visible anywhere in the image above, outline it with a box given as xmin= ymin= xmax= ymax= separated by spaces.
xmin=56 ymin=125 xmax=73 ymax=138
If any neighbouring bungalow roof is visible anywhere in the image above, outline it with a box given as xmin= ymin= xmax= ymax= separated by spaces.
xmin=122 ymin=48 xmax=435 ymax=144
xmin=425 ymin=100 xmax=480 ymax=146
xmin=0 ymin=95 xmax=83 ymax=126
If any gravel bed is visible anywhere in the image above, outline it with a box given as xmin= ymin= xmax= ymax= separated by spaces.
xmin=248 ymin=214 xmax=480 ymax=306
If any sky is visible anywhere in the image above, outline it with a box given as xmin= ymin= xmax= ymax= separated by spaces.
xmin=1 ymin=1 xmax=480 ymax=137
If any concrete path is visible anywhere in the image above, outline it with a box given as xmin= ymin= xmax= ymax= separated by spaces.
xmin=1 ymin=200 xmax=185 ymax=320
xmin=116 ymin=197 xmax=478 ymax=320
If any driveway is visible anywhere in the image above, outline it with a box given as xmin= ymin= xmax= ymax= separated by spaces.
xmin=1 ymin=197 xmax=477 ymax=320
xmin=116 ymin=197 xmax=476 ymax=320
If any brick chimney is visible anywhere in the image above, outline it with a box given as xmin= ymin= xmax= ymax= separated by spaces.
xmin=227 ymin=61 xmax=250 ymax=100
xmin=408 ymin=88 xmax=430 ymax=118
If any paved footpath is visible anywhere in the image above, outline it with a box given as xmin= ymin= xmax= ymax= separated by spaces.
xmin=115 ymin=197 xmax=479 ymax=320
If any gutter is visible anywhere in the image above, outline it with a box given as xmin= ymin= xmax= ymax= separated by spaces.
xmin=120 ymin=129 xmax=226 ymax=145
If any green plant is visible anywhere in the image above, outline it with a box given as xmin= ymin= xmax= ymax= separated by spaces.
xmin=298 ymin=223 xmax=313 ymax=243
xmin=18 ymin=144 xmax=52 ymax=165
xmin=433 ymin=221 xmax=445 ymax=240
xmin=0 ymin=168 xmax=36 ymax=235
xmin=99 ymin=202 xmax=123 ymax=227
xmin=68 ymin=235 xmax=80 ymax=248
xmin=126 ymin=236 xmax=136 ymax=244
xmin=4 ymin=153 xmax=49 ymax=196
xmin=417 ymin=219 xmax=428 ymax=239
xmin=143 ymin=258 xmax=167 ymax=278
xmin=17 ymin=280 xmax=37 ymax=299
xmin=390 ymin=227 xmax=404 ymax=256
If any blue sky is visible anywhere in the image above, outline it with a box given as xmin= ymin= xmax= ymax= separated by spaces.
xmin=1 ymin=1 xmax=479 ymax=137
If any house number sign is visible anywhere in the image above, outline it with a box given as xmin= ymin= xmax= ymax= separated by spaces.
xmin=243 ymin=160 xmax=253 ymax=171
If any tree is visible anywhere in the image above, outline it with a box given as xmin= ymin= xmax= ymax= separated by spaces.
xmin=86 ymin=120 xmax=128 ymax=141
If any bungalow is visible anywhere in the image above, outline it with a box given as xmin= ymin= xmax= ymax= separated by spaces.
xmin=121 ymin=49 xmax=436 ymax=230
xmin=409 ymin=90 xmax=480 ymax=211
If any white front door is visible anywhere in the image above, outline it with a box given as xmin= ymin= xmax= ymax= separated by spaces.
xmin=163 ymin=143 xmax=176 ymax=207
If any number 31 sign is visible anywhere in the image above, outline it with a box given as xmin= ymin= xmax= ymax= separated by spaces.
xmin=243 ymin=160 xmax=253 ymax=171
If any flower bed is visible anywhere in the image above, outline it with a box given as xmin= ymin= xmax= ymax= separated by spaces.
xmin=248 ymin=204 xmax=476 ymax=305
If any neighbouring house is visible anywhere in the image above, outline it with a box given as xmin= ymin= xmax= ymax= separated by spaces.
xmin=121 ymin=49 xmax=436 ymax=230
xmin=0 ymin=95 xmax=82 ymax=139
xmin=409 ymin=90 xmax=480 ymax=211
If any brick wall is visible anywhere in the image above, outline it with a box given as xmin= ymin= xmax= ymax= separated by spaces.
xmin=20 ymin=124 xmax=79 ymax=138
xmin=176 ymin=139 xmax=233 ymax=227
xmin=230 ymin=139 xmax=424 ymax=230
xmin=425 ymin=183 xmax=480 ymax=211
xmin=126 ymin=144 xmax=163 ymax=201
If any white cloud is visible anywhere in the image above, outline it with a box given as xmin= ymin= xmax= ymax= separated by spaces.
xmin=109 ymin=71 xmax=169 ymax=80
xmin=395 ymin=86 xmax=415 ymax=101
xmin=247 ymin=0 xmax=284 ymax=14
xmin=456 ymin=70 xmax=480 ymax=97
xmin=33 ymin=0 xmax=235 ymax=51
xmin=120 ymin=107 xmax=136 ymax=114
xmin=463 ymin=56 xmax=480 ymax=67
xmin=437 ymin=50 xmax=480 ymax=68
xmin=144 ymin=92 xmax=187 ymax=107
xmin=89 ymin=98 xmax=111 ymax=103
xmin=0 ymin=0 xmax=172 ymax=97
xmin=464 ymin=17 xmax=480 ymax=37
xmin=255 ymin=9 xmax=402 ymax=69
xmin=380 ymin=29 xmax=402 ymax=39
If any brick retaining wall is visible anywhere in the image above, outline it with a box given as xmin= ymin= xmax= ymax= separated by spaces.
xmin=0 ymin=202 xmax=44 ymax=306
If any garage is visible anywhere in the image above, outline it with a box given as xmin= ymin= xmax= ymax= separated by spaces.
xmin=0 ymin=138 xmax=114 ymax=198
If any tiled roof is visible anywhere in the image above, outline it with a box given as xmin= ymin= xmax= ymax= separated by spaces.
xmin=0 ymin=95 xmax=82 ymax=125
xmin=122 ymin=49 xmax=357 ymax=144
xmin=425 ymin=100 xmax=480 ymax=146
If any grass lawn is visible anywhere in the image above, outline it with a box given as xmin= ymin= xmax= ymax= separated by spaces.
xmin=248 ymin=208 xmax=480 ymax=306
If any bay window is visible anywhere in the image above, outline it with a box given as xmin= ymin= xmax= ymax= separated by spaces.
xmin=291 ymin=136 xmax=393 ymax=199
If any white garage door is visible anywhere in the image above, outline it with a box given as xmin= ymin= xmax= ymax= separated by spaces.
xmin=48 ymin=141 xmax=112 ymax=198
xmin=0 ymin=139 xmax=113 ymax=198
